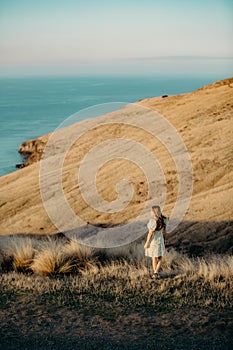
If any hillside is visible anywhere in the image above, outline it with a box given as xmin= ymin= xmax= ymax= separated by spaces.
xmin=0 ymin=78 xmax=233 ymax=254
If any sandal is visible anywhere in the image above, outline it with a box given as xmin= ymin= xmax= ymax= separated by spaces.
xmin=152 ymin=272 xmax=160 ymax=279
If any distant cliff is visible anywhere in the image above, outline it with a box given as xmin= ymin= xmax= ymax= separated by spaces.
xmin=17 ymin=136 xmax=48 ymax=168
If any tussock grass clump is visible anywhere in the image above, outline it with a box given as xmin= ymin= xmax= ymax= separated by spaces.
xmin=0 ymin=236 xmax=98 ymax=276
xmin=30 ymin=240 xmax=74 ymax=276
xmin=0 ymin=236 xmax=35 ymax=273
xmin=31 ymin=239 xmax=97 ymax=276
xmin=162 ymin=249 xmax=233 ymax=282
xmin=63 ymin=239 xmax=96 ymax=263
xmin=197 ymin=255 xmax=233 ymax=281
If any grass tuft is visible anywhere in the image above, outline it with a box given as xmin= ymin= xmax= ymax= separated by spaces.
xmin=1 ymin=236 xmax=35 ymax=273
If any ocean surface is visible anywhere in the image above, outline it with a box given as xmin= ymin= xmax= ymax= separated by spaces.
xmin=0 ymin=75 xmax=221 ymax=176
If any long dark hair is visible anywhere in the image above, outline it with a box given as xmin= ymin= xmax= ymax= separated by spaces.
xmin=152 ymin=205 xmax=167 ymax=230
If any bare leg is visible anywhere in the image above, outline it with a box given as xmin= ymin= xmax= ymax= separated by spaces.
xmin=155 ymin=256 xmax=162 ymax=273
xmin=152 ymin=257 xmax=157 ymax=273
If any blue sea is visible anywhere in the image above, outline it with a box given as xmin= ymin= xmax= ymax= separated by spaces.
xmin=0 ymin=75 xmax=221 ymax=176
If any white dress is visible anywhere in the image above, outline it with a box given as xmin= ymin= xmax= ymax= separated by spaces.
xmin=145 ymin=218 xmax=167 ymax=258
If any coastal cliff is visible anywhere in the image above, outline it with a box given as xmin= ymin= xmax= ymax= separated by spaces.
xmin=0 ymin=78 xmax=233 ymax=254
xmin=17 ymin=136 xmax=48 ymax=168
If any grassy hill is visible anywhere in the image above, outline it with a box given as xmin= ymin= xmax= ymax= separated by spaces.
xmin=0 ymin=77 xmax=232 ymax=254
xmin=0 ymin=78 xmax=233 ymax=349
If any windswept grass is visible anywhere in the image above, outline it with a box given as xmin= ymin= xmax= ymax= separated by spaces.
xmin=0 ymin=236 xmax=99 ymax=276
xmin=30 ymin=239 xmax=98 ymax=276
xmin=0 ymin=236 xmax=232 ymax=308
xmin=30 ymin=240 xmax=75 ymax=276
xmin=0 ymin=253 xmax=232 ymax=312
xmin=0 ymin=236 xmax=35 ymax=272
xmin=0 ymin=235 xmax=232 ymax=349
xmin=196 ymin=255 xmax=233 ymax=280
xmin=0 ymin=236 xmax=232 ymax=282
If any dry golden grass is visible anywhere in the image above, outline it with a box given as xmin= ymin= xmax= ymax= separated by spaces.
xmin=0 ymin=236 xmax=36 ymax=272
xmin=30 ymin=240 xmax=75 ymax=276
xmin=196 ymin=255 xmax=233 ymax=280
xmin=0 ymin=236 xmax=101 ymax=276
xmin=0 ymin=236 xmax=232 ymax=285
xmin=0 ymin=236 xmax=232 ymax=350
xmin=0 ymin=246 xmax=232 ymax=310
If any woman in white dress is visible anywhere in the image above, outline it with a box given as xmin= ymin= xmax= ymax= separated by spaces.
xmin=144 ymin=205 xmax=168 ymax=279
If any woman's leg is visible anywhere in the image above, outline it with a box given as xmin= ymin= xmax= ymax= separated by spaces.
xmin=155 ymin=256 xmax=162 ymax=273
xmin=152 ymin=257 xmax=157 ymax=273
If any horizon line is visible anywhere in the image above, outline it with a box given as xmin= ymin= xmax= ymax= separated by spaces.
xmin=0 ymin=55 xmax=233 ymax=68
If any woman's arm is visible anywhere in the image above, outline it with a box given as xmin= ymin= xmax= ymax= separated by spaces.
xmin=144 ymin=230 xmax=154 ymax=249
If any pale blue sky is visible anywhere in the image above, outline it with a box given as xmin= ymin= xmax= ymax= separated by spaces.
xmin=0 ymin=0 xmax=232 ymax=76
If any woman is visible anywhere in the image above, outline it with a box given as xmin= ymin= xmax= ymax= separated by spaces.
xmin=144 ymin=205 xmax=168 ymax=279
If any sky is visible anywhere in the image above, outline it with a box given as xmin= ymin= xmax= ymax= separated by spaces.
xmin=0 ymin=0 xmax=232 ymax=76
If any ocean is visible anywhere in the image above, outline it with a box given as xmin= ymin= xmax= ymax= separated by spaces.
xmin=0 ymin=75 xmax=220 ymax=176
